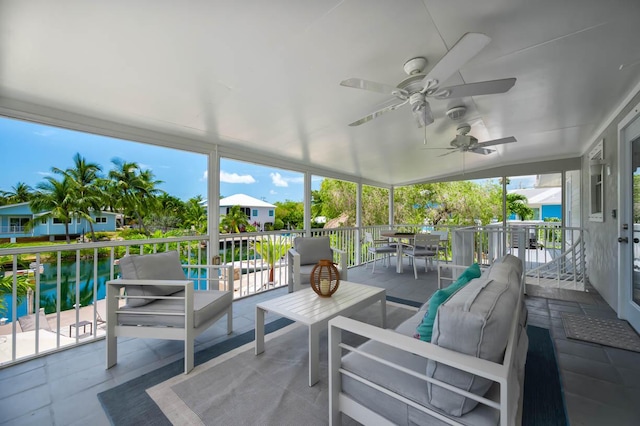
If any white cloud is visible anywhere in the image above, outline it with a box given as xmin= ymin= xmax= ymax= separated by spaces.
xmin=220 ymin=170 xmax=256 ymax=184
xmin=270 ymin=172 xmax=289 ymax=187
xmin=200 ymin=170 xmax=208 ymax=181
xmin=269 ymin=189 xmax=277 ymax=195
xmin=33 ymin=129 xmax=56 ymax=137
xmin=37 ymin=171 xmax=52 ymax=176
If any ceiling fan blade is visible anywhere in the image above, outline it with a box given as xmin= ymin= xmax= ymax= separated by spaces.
xmin=469 ymin=147 xmax=496 ymax=155
xmin=340 ymin=78 xmax=407 ymax=97
xmin=438 ymin=150 xmax=460 ymax=157
xmin=476 ymin=136 xmax=517 ymax=147
xmin=431 ymin=78 xmax=516 ymax=99
xmin=348 ymin=99 xmax=409 ymax=126
xmin=420 ymin=32 xmax=491 ymax=93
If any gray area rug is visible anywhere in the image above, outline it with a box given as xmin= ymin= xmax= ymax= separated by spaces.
xmin=562 ymin=313 xmax=640 ymax=352
xmin=147 ymin=303 xmax=417 ymax=425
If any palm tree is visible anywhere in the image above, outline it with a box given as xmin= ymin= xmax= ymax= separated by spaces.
xmin=506 ymin=193 xmax=534 ymax=220
xmin=136 ymin=169 xmax=164 ymax=231
xmin=183 ymin=196 xmax=207 ymax=234
xmin=108 ymin=159 xmax=163 ymax=234
xmin=0 ymin=274 xmax=33 ymax=316
xmin=252 ymin=237 xmax=291 ymax=283
xmin=220 ymin=205 xmax=249 ymax=233
xmin=3 ymin=182 xmax=33 ymax=204
xmin=53 ymin=153 xmax=103 ymax=241
xmin=28 ymin=176 xmax=84 ymax=243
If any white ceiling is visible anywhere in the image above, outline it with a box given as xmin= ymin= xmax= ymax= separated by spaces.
xmin=2 ymin=0 xmax=640 ymax=186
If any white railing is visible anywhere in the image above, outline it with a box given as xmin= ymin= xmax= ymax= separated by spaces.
xmin=0 ymin=223 xmax=587 ymax=367
xmin=450 ymin=222 xmax=586 ymax=290
xmin=0 ymin=235 xmax=220 ymax=366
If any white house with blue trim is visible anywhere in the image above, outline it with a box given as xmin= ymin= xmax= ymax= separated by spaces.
xmin=201 ymin=194 xmax=276 ymax=231
xmin=0 ymin=202 xmax=117 ymax=241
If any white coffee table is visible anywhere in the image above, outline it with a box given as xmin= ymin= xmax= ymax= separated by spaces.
xmin=255 ymin=281 xmax=386 ymax=386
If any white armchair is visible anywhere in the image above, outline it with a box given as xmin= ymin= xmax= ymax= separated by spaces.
xmin=287 ymin=236 xmax=348 ymax=292
xmin=106 ymin=251 xmax=233 ymax=374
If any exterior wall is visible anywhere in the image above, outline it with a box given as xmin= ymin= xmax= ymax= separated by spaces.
xmin=219 ymin=206 xmax=275 ymax=229
xmin=0 ymin=209 xmax=116 ymax=238
xmin=566 ymin=170 xmax=581 ymax=228
xmin=541 ymin=205 xmax=562 ymax=219
xmin=583 ymin=89 xmax=640 ymax=310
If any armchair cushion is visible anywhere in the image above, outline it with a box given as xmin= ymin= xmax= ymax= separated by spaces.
xmin=294 ymin=236 xmax=333 ymax=265
xmin=118 ymin=251 xmax=186 ymax=307
xmin=117 ymin=289 xmax=233 ymax=328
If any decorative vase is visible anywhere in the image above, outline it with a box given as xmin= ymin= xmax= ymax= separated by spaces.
xmin=310 ymin=259 xmax=340 ymax=297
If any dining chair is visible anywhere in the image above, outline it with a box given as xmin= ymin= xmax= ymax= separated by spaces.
xmin=364 ymin=232 xmax=396 ymax=273
xmin=431 ymin=230 xmax=450 ymax=263
xmin=405 ymin=233 xmax=441 ymax=279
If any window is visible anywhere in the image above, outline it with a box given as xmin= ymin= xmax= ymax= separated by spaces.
xmin=95 ymin=217 xmax=107 ymax=223
xmin=76 ymin=217 xmax=81 ymax=224
xmin=252 ymin=209 xmax=258 ymax=217
xmin=268 ymin=210 xmax=274 ymax=217
xmin=41 ymin=218 xmax=47 ymax=224
xmin=589 ymin=140 xmax=604 ymax=222
xmin=53 ymin=217 xmax=71 ymax=224
xmin=225 ymin=207 xmax=250 ymax=216
xmin=9 ymin=217 xmax=29 ymax=231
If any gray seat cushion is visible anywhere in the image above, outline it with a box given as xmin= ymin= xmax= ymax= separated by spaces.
xmin=117 ymin=289 xmax=232 ymax=328
xmin=118 ymin=251 xmax=186 ymax=307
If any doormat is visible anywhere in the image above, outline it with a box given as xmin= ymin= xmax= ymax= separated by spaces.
xmin=562 ymin=313 xmax=640 ymax=353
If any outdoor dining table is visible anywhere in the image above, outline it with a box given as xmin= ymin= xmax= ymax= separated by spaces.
xmin=379 ymin=231 xmax=416 ymax=273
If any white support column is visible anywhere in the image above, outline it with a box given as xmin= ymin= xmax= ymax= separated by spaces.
xmin=304 ymin=171 xmax=312 ymax=236
xmin=502 ymin=177 xmax=508 ymax=252
xmin=208 ymin=148 xmax=220 ymax=262
xmin=355 ymin=182 xmax=362 ymax=265
xmin=389 ymin=185 xmax=395 ymax=229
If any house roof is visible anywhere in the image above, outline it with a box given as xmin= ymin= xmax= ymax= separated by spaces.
xmin=0 ymin=202 xmax=119 ymax=216
xmin=508 ymin=187 xmax=562 ymax=205
xmin=219 ymin=194 xmax=276 ymax=208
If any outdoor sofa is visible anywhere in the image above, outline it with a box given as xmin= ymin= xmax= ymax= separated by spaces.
xmin=329 ymin=254 xmax=528 ymax=425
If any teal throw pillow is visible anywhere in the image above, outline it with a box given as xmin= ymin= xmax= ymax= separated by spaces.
xmin=415 ymin=263 xmax=481 ymax=342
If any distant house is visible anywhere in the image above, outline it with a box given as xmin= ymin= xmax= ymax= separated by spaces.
xmin=507 ymin=187 xmax=562 ymax=220
xmin=0 ymin=202 xmax=117 ymax=242
xmin=212 ymin=194 xmax=276 ymax=231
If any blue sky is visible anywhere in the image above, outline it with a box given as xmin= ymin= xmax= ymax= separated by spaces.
xmin=0 ymin=117 xmax=536 ymax=203
xmin=0 ymin=117 xmax=311 ymax=203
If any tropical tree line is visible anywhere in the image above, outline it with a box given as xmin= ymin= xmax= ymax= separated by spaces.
xmin=0 ymin=153 xmax=208 ymax=242
xmin=306 ymin=178 xmax=533 ymax=229
xmin=0 ymin=153 xmax=534 ymax=242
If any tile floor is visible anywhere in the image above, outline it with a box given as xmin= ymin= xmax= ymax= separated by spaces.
xmin=1 ymin=258 xmax=639 ymax=425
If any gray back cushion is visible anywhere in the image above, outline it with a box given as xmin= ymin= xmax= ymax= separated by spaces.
xmin=294 ymin=236 xmax=333 ymax=265
xmin=426 ymin=255 xmax=522 ymax=416
xmin=118 ymin=251 xmax=187 ymax=307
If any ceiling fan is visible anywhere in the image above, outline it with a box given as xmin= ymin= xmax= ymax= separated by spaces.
xmin=340 ymin=32 xmax=516 ymax=128
xmin=436 ymin=123 xmax=517 ymax=157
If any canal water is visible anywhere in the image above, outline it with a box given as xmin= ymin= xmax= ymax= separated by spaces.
xmin=1 ymin=257 xmax=217 ymax=323
xmin=1 ymin=258 xmax=113 ymax=322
